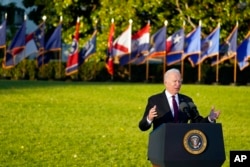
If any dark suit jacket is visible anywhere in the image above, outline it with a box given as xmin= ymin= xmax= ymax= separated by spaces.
xmin=139 ymin=90 xmax=211 ymax=131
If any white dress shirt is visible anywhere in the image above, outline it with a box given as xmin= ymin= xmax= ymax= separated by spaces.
xmin=165 ymin=90 xmax=179 ymax=118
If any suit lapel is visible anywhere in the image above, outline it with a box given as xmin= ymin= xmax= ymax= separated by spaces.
xmin=160 ymin=91 xmax=173 ymax=119
xmin=160 ymin=91 xmax=170 ymax=110
xmin=178 ymin=94 xmax=186 ymax=103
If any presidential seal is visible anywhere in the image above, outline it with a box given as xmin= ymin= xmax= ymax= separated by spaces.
xmin=183 ymin=129 xmax=207 ymax=155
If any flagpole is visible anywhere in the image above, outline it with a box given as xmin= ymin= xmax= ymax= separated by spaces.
xmin=3 ymin=46 xmax=6 ymax=69
xmin=41 ymin=15 xmax=46 ymax=77
xmin=181 ymin=21 xmax=186 ymax=79
xmin=23 ymin=14 xmax=27 ymax=79
xmin=163 ymin=20 xmax=168 ymax=75
xmin=145 ymin=20 xmax=150 ymax=82
xmin=146 ymin=59 xmax=149 ymax=82
xmin=94 ymin=19 xmax=98 ymax=81
xmin=215 ymin=23 xmax=220 ymax=84
xmin=110 ymin=18 xmax=114 ymax=81
xmin=216 ymin=53 xmax=219 ymax=83
xmin=233 ymin=54 xmax=237 ymax=84
xmin=59 ymin=16 xmax=63 ymax=79
xmin=233 ymin=21 xmax=239 ymax=85
xmin=76 ymin=17 xmax=80 ymax=80
xmin=128 ymin=19 xmax=133 ymax=81
xmin=2 ymin=13 xmax=7 ymax=68
xmin=198 ymin=20 xmax=202 ymax=83
xmin=111 ymin=18 xmax=114 ymax=81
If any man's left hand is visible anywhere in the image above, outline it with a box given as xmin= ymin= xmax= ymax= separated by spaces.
xmin=209 ymin=106 xmax=220 ymax=121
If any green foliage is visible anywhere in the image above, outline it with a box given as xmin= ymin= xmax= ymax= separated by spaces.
xmin=0 ymin=58 xmax=107 ymax=81
xmin=25 ymin=60 xmax=37 ymax=80
xmin=2 ymin=57 xmax=250 ymax=84
xmin=0 ymin=81 xmax=250 ymax=166
xmin=3 ymin=1 xmax=250 ymax=83
xmin=18 ymin=1 xmax=250 ymax=78
xmin=21 ymin=1 xmax=250 ymax=54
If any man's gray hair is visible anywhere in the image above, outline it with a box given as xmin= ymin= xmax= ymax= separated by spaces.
xmin=164 ymin=68 xmax=181 ymax=82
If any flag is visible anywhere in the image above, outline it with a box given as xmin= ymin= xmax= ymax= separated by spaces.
xmin=3 ymin=21 xmax=26 ymax=69
xmin=106 ymin=57 xmax=114 ymax=76
xmin=37 ymin=22 xmax=62 ymax=67
xmin=135 ymin=25 xmax=166 ymax=64
xmin=79 ymin=30 xmax=97 ymax=65
xmin=112 ymin=23 xmax=131 ymax=56
xmin=105 ymin=21 xmax=115 ymax=76
xmin=25 ymin=22 xmax=45 ymax=58
xmin=236 ymin=32 xmax=250 ymax=71
xmin=0 ymin=20 xmax=6 ymax=48
xmin=166 ymin=28 xmax=185 ymax=65
xmin=121 ymin=23 xmax=150 ymax=65
xmin=112 ymin=21 xmax=132 ymax=65
xmin=198 ymin=26 xmax=220 ymax=65
xmin=32 ymin=22 xmax=45 ymax=54
xmin=65 ymin=19 xmax=80 ymax=76
xmin=184 ymin=26 xmax=201 ymax=67
xmin=147 ymin=26 xmax=166 ymax=58
xmin=45 ymin=24 xmax=61 ymax=50
xmin=25 ymin=33 xmax=38 ymax=58
xmin=213 ymin=24 xmax=238 ymax=65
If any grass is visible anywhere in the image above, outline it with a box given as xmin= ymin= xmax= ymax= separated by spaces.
xmin=0 ymin=80 xmax=249 ymax=167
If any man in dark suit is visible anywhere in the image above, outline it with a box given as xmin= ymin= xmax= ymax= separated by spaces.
xmin=139 ymin=68 xmax=220 ymax=131
xmin=138 ymin=68 xmax=221 ymax=166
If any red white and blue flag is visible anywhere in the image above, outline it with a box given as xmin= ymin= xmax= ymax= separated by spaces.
xmin=24 ymin=22 xmax=45 ymax=58
xmin=65 ymin=18 xmax=80 ymax=76
xmin=3 ymin=20 xmax=26 ymax=69
xmin=112 ymin=21 xmax=132 ymax=65
xmin=37 ymin=21 xmax=62 ymax=67
xmin=120 ymin=22 xmax=150 ymax=65
xmin=165 ymin=28 xmax=185 ymax=65
xmin=134 ymin=25 xmax=166 ymax=64
xmin=105 ymin=20 xmax=115 ymax=76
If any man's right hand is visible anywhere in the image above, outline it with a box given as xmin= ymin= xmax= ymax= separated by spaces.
xmin=147 ymin=105 xmax=158 ymax=121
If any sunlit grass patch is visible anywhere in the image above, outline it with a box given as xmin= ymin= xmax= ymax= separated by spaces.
xmin=0 ymin=80 xmax=250 ymax=166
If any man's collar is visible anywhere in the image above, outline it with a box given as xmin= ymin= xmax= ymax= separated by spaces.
xmin=165 ymin=90 xmax=177 ymax=98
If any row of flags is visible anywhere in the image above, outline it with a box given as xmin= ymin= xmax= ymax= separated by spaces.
xmin=0 ymin=17 xmax=97 ymax=76
xmin=1 ymin=17 xmax=250 ymax=78
xmin=1 ymin=18 xmax=57 ymax=69
xmin=108 ymin=20 xmax=250 ymax=74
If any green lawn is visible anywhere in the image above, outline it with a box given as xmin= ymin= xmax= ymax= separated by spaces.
xmin=0 ymin=80 xmax=249 ymax=166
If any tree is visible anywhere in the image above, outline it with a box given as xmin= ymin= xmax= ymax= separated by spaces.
xmin=23 ymin=0 xmax=250 ymax=50
xmin=21 ymin=0 xmax=250 ymax=82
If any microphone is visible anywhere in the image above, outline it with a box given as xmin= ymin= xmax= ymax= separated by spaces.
xmin=179 ymin=102 xmax=191 ymax=118
xmin=188 ymin=102 xmax=200 ymax=119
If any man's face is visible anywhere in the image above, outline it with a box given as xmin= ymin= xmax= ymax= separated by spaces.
xmin=164 ymin=72 xmax=182 ymax=95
